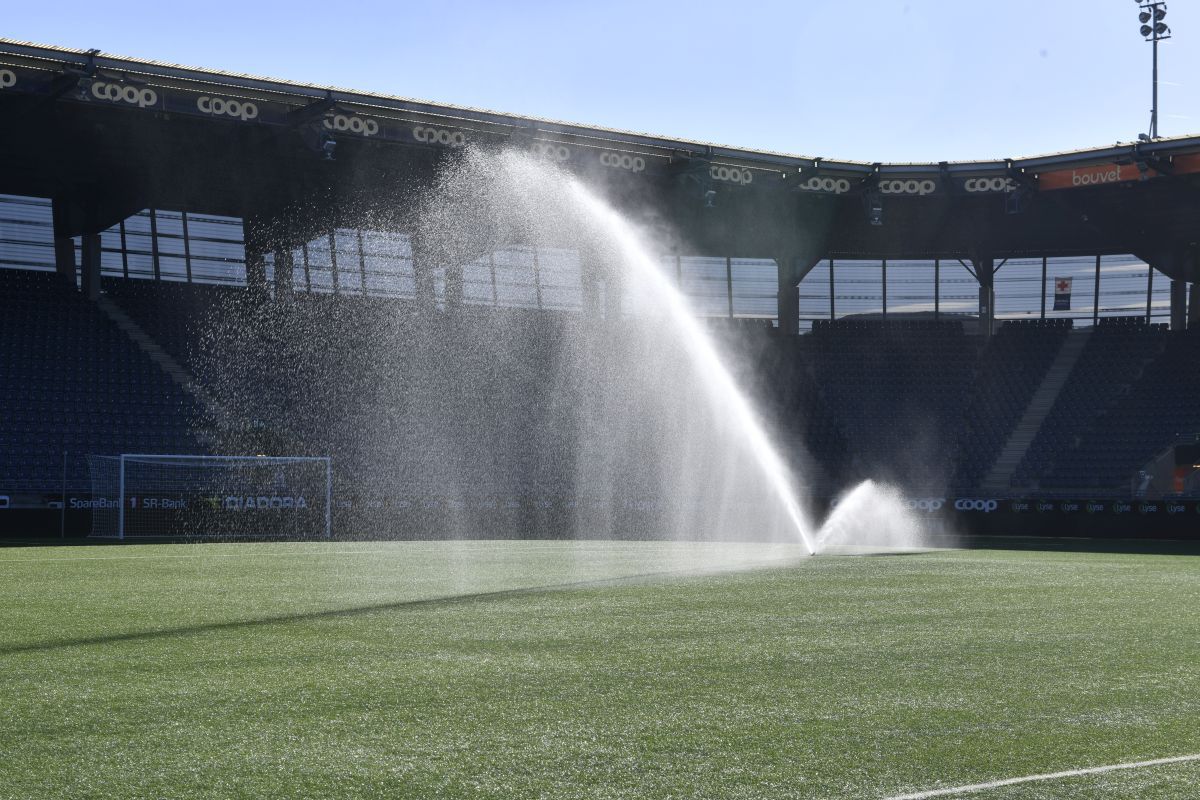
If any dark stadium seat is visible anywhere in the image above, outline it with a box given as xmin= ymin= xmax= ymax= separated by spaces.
xmin=801 ymin=319 xmax=975 ymax=492
xmin=0 ymin=269 xmax=206 ymax=493
xmin=1014 ymin=318 xmax=1168 ymax=490
xmin=951 ymin=319 xmax=1071 ymax=490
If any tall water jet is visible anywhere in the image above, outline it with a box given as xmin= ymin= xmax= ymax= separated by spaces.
xmin=409 ymin=148 xmax=817 ymax=552
xmin=197 ymin=147 xmax=894 ymax=554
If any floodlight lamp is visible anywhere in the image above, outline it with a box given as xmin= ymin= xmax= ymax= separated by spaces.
xmin=1154 ymin=7 xmax=1167 ymax=21
xmin=1155 ymin=22 xmax=1169 ymax=34
xmin=1139 ymin=11 xmax=1152 ymax=23
xmin=1141 ymin=23 xmax=1153 ymax=36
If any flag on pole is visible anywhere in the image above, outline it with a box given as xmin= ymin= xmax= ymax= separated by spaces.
xmin=1053 ymin=276 xmax=1072 ymax=311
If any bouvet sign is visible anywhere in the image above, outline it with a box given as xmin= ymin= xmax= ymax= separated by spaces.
xmin=1040 ymin=162 xmax=1151 ymax=191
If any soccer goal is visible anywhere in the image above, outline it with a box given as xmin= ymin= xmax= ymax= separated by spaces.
xmin=87 ymin=454 xmax=332 ymax=540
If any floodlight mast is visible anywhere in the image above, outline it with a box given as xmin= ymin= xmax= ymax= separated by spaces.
xmin=1137 ymin=1 xmax=1171 ymax=140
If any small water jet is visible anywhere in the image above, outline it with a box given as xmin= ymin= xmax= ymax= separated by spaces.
xmin=813 ymin=479 xmax=932 ymax=554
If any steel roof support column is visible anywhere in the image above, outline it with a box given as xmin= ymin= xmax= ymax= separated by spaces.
xmin=776 ymin=252 xmax=824 ymax=337
xmin=1188 ymin=281 xmax=1198 ymax=329
xmin=50 ymin=198 xmax=78 ymax=289
xmin=579 ymin=244 xmax=605 ymax=323
xmin=409 ymin=233 xmax=439 ymax=315
xmin=972 ymin=255 xmax=995 ymax=338
xmin=79 ymin=233 xmax=101 ymax=301
xmin=1169 ymin=279 xmax=1187 ymax=331
xmin=273 ymin=246 xmax=294 ymax=300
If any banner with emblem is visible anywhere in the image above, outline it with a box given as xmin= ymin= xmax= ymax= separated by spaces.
xmin=1053 ymin=276 xmax=1072 ymax=311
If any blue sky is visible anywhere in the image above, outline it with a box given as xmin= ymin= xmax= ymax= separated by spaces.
xmin=9 ymin=1 xmax=1198 ymax=162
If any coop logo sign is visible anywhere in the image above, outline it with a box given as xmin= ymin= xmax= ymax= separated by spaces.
xmin=326 ymin=113 xmax=379 ymax=137
xmin=0 ymin=69 xmax=16 ymax=89
xmin=879 ymin=178 xmax=937 ymax=196
xmin=954 ymin=498 xmax=998 ymax=513
xmin=223 ymin=495 xmax=310 ymax=511
xmin=531 ymin=141 xmax=571 ymax=161
xmin=197 ymin=95 xmax=259 ymax=121
xmin=413 ymin=125 xmax=466 ymax=146
xmin=710 ymin=165 xmax=753 ymax=185
xmin=963 ymin=177 xmax=1017 ymax=193
xmin=905 ymin=497 xmax=944 ymax=512
xmin=599 ymin=151 xmax=645 ymax=172
xmin=91 ymin=81 xmax=158 ymax=108
xmin=798 ymin=176 xmax=852 ymax=194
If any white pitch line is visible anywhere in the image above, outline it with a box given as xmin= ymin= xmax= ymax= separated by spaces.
xmin=884 ymin=753 xmax=1200 ymax=799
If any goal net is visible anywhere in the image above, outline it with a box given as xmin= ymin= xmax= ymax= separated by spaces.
xmin=87 ymin=454 xmax=332 ymax=540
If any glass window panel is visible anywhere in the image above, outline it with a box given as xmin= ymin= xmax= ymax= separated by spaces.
xmin=937 ymin=259 xmax=977 ymax=317
xmin=461 ymin=259 xmax=494 ymax=305
xmin=1098 ymin=254 xmax=1151 ymax=318
xmin=886 ymin=259 xmax=935 ymax=316
xmin=493 ymin=248 xmax=538 ymax=308
xmin=993 ymin=257 xmax=1044 ymax=321
xmin=731 ymin=258 xmax=776 ymax=320
xmin=833 ymin=259 xmax=883 ymax=318
xmin=680 ymin=256 xmax=729 ymax=317
xmin=798 ymin=259 xmax=832 ymax=325
xmin=537 ymin=248 xmax=582 ymax=311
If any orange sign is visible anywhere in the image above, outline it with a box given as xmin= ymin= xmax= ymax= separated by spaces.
xmin=1038 ymin=162 xmax=1153 ymax=191
xmin=1173 ymin=153 xmax=1200 ymax=175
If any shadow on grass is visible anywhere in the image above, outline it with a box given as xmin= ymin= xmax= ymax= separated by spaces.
xmin=0 ymin=563 xmax=782 ymax=657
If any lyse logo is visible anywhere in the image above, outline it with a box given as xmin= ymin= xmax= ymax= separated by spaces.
xmin=197 ymin=95 xmax=259 ymax=121
xmin=91 ymin=81 xmax=158 ymax=108
xmin=0 ymin=69 xmax=16 ymax=89
xmin=326 ymin=113 xmax=379 ymax=136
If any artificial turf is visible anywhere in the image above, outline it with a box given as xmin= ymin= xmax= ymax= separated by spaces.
xmin=0 ymin=541 xmax=1198 ymax=799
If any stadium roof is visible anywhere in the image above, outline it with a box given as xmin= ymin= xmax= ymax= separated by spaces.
xmin=0 ymin=39 xmax=1197 ymax=279
xmin=3 ymin=38 xmax=1200 ymax=175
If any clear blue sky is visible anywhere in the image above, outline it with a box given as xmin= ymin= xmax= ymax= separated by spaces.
xmin=9 ymin=1 xmax=1198 ymax=162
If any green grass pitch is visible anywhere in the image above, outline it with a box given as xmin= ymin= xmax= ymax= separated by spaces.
xmin=1 ymin=541 xmax=1198 ymax=799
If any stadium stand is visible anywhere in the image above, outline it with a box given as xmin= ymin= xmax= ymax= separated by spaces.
xmin=1 ymin=262 xmax=1196 ymax=541
xmin=1042 ymin=327 xmax=1200 ymax=491
xmin=0 ymin=269 xmax=205 ymax=492
xmin=951 ymin=319 xmax=1072 ymax=490
xmin=1013 ymin=317 xmax=1168 ymax=490
xmin=803 ymin=318 xmax=975 ymax=492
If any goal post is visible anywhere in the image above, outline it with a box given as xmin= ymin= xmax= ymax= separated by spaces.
xmin=87 ymin=454 xmax=332 ymax=540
